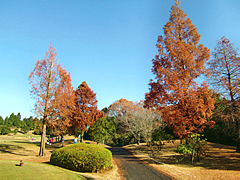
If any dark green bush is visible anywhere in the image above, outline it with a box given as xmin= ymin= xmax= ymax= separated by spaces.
xmin=0 ymin=125 xmax=11 ymax=135
xmin=13 ymin=128 xmax=18 ymax=135
xmin=50 ymin=143 xmax=112 ymax=172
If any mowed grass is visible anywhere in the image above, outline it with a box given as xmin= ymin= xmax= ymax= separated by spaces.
xmin=0 ymin=132 xmax=87 ymax=179
xmin=0 ymin=160 xmax=87 ymax=179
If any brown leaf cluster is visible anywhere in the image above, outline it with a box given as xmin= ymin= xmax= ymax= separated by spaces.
xmin=70 ymin=81 xmax=105 ymax=134
xmin=29 ymin=44 xmax=103 ymax=155
xmin=144 ymin=1 xmax=215 ymax=139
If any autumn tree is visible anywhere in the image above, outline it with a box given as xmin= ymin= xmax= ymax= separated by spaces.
xmin=209 ymin=37 xmax=240 ymax=152
xmin=134 ymin=108 xmax=164 ymax=147
xmin=144 ymin=0 xmax=215 ymax=139
xmin=29 ymin=43 xmax=74 ymax=156
xmin=108 ymin=98 xmax=142 ymax=144
xmin=108 ymin=99 xmax=163 ymax=145
xmin=70 ymin=81 xmax=104 ymax=142
xmin=47 ymin=67 xmax=75 ymax=139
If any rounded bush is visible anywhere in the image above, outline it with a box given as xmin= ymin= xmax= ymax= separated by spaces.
xmin=50 ymin=143 xmax=112 ymax=172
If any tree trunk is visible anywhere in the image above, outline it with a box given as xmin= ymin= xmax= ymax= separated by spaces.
xmin=236 ymin=119 xmax=240 ymax=153
xmin=81 ymin=131 xmax=84 ymax=142
xmin=150 ymin=144 xmax=154 ymax=157
xmin=39 ymin=60 xmax=53 ymax=156
xmin=137 ymin=133 xmax=141 ymax=145
xmin=39 ymin=123 xmax=46 ymax=156
xmin=191 ymin=149 xmax=195 ymax=165
xmin=137 ymin=139 xmax=140 ymax=145
xmin=231 ymin=101 xmax=240 ymax=153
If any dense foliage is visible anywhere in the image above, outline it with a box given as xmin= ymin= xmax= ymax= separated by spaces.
xmin=89 ymin=116 xmax=116 ymax=144
xmin=0 ymin=113 xmax=41 ymax=135
xmin=204 ymin=94 xmax=238 ymax=146
xmin=0 ymin=125 xmax=11 ymax=135
xmin=50 ymin=143 xmax=112 ymax=172
xmin=144 ymin=0 xmax=215 ymax=139
xmin=70 ymin=81 xmax=105 ymax=142
xmin=29 ymin=43 xmax=74 ymax=156
xmin=174 ymin=134 xmax=207 ymax=164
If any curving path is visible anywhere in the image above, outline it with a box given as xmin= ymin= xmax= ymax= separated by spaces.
xmin=108 ymin=147 xmax=171 ymax=180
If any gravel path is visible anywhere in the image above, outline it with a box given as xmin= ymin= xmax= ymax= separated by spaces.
xmin=108 ymin=147 xmax=171 ymax=180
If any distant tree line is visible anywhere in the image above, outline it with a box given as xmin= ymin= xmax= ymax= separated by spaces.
xmin=0 ymin=113 xmax=41 ymax=135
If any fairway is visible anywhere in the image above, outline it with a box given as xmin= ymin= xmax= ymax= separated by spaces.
xmin=0 ymin=132 xmax=118 ymax=179
xmin=0 ymin=133 xmax=88 ymax=179
xmin=0 ymin=160 xmax=86 ymax=179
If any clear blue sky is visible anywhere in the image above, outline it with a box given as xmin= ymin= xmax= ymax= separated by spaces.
xmin=0 ymin=0 xmax=239 ymax=119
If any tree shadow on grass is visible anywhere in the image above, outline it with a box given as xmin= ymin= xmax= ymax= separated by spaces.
xmin=0 ymin=144 xmax=30 ymax=156
xmin=136 ymin=142 xmax=240 ymax=171
xmin=0 ymin=144 xmax=24 ymax=151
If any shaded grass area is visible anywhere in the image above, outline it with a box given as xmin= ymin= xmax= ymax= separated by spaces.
xmin=0 ymin=160 xmax=87 ymax=179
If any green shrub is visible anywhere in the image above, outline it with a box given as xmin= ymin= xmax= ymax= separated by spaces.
xmin=50 ymin=143 xmax=112 ymax=172
xmin=13 ymin=129 xmax=18 ymax=135
xmin=174 ymin=134 xmax=207 ymax=164
xmin=33 ymin=128 xmax=42 ymax=135
xmin=0 ymin=125 xmax=11 ymax=135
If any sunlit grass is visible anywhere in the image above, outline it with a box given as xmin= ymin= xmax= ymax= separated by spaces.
xmin=0 ymin=160 xmax=87 ymax=179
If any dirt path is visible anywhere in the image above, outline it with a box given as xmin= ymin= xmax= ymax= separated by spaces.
xmin=108 ymin=147 xmax=171 ymax=180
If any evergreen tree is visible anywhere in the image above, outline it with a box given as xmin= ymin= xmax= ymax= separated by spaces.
xmin=0 ymin=116 xmax=3 ymax=125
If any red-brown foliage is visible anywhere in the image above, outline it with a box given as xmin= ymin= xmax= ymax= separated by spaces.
xmin=144 ymin=1 xmax=215 ymax=139
xmin=70 ymin=81 xmax=104 ymax=141
xmin=29 ymin=43 xmax=74 ymax=156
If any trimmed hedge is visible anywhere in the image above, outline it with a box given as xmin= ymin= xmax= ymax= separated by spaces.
xmin=50 ymin=143 xmax=112 ymax=172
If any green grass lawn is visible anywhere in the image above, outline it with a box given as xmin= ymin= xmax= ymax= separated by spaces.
xmin=0 ymin=160 xmax=87 ymax=179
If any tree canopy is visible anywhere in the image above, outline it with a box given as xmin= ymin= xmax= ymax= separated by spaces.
xmin=70 ymin=81 xmax=105 ymax=142
xmin=144 ymin=0 xmax=215 ymax=139
xmin=29 ymin=43 xmax=74 ymax=156
xmin=209 ymin=36 xmax=240 ymax=152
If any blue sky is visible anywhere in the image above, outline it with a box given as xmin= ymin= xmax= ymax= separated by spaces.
xmin=0 ymin=0 xmax=240 ymax=119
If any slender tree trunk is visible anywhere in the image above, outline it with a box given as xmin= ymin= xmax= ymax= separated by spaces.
xmin=191 ymin=149 xmax=195 ymax=165
xmin=81 ymin=131 xmax=84 ymax=142
xmin=38 ymin=61 xmax=53 ymax=156
xmin=230 ymin=101 xmax=240 ymax=153
xmin=137 ymin=133 xmax=141 ymax=145
xmin=236 ymin=119 xmax=240 ymax=152
xmin=39 ymin=123 xmax=46 ymax=156
xmin=150 ymin=144 xmax=154 ymax=157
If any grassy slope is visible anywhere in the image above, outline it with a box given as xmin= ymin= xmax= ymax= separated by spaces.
xmin=0 ymin=133 xmax=87 ymax=179
xmin=0 ymin=160 xmax=86 ymax=179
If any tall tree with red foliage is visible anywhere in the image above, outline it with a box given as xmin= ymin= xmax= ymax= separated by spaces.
xmin=47 ymin=67 xmax=75 ymax=138
xmin=144 ymin=0 xmax=215 ymax=139
xmin=70 ymin=81 xmax=104 ymax=142
xmin=29 ymin=43 xmax=74 ymax=156
xmin=209 ymin=36 xmax=240 ymax=152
